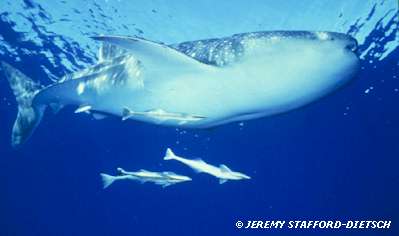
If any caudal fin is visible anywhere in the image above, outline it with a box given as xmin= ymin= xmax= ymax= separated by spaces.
xmin=100 ymin=173 xmax=117 ymax=189
xmin=0 ymin=62 xmax=45 ymax=148
xmin=164 ymin=148 xmax=178 ymax=160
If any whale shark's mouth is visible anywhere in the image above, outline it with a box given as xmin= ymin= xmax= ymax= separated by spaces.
xmin=319 ymin=32 xmax=358 ymax=53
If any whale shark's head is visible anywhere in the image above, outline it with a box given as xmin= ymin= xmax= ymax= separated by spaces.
xmin=228 ymin=31 xmax=360 ymax=111
xmin=237 ymin=31 xmax=359 ymax=71
xmin=176 ymin=31 xmax=359 ymax=94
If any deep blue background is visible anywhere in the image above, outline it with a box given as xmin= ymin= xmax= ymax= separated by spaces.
xmin=0 ymin=1 xmax=398 ymax=236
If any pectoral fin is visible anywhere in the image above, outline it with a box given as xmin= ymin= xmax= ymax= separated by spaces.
xmin=161 ymin=183 xmax=172 ymax=188
xmin=122 ymin=107 xmax=133 ymax=121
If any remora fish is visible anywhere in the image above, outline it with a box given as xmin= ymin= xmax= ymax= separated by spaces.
xmin=1 ymin=31 xmax=359 ymax=147
xmin=100 ymin=167 xmax=191 ymax=188
xmin=122 ymin=107 xmax=205 ymax=124
xmin=163 ymin=148 xmax=251 ymax=184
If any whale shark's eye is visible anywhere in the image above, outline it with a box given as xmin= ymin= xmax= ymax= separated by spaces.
xmin=345 ymin=42 xmax=358 ymax=52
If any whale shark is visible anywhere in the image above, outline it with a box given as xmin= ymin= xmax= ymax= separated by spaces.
xmin=1 ymin=31 xmax=359 ymax=148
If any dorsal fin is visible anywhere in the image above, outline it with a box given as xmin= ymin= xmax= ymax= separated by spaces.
xmin=98 ymin=42 xmax=129 ymax=62
xmin=219 ymin=164 xmax=232 ymax=172
xmin=91 ymin=35 xmax=214 ymax=71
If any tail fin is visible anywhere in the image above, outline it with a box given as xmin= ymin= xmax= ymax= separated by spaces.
xmin=164 ymin=148 xmax=178 ymax=160
xmin=100 ymin=173 xmax=117 ymax=189
xmin=0 ymin=62 xmax=45 ymax=148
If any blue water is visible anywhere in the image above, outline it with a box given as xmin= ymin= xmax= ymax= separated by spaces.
xmin=0 ymin=0 xmax=398 ymax=235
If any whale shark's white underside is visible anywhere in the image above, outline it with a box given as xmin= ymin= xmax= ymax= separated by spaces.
xmin=1 ymin=31 xmax=359 ymax=147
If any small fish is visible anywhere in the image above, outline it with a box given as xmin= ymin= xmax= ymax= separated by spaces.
xmin=100 ymin=167 xmax=191 ymax=189
xmin=122 ymin=107 xmax=205 ymax=124
xmin=74 ymin=104 xmax=91 ymax=114
xmin=163 ymin=148 xmax=251 ymax=184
